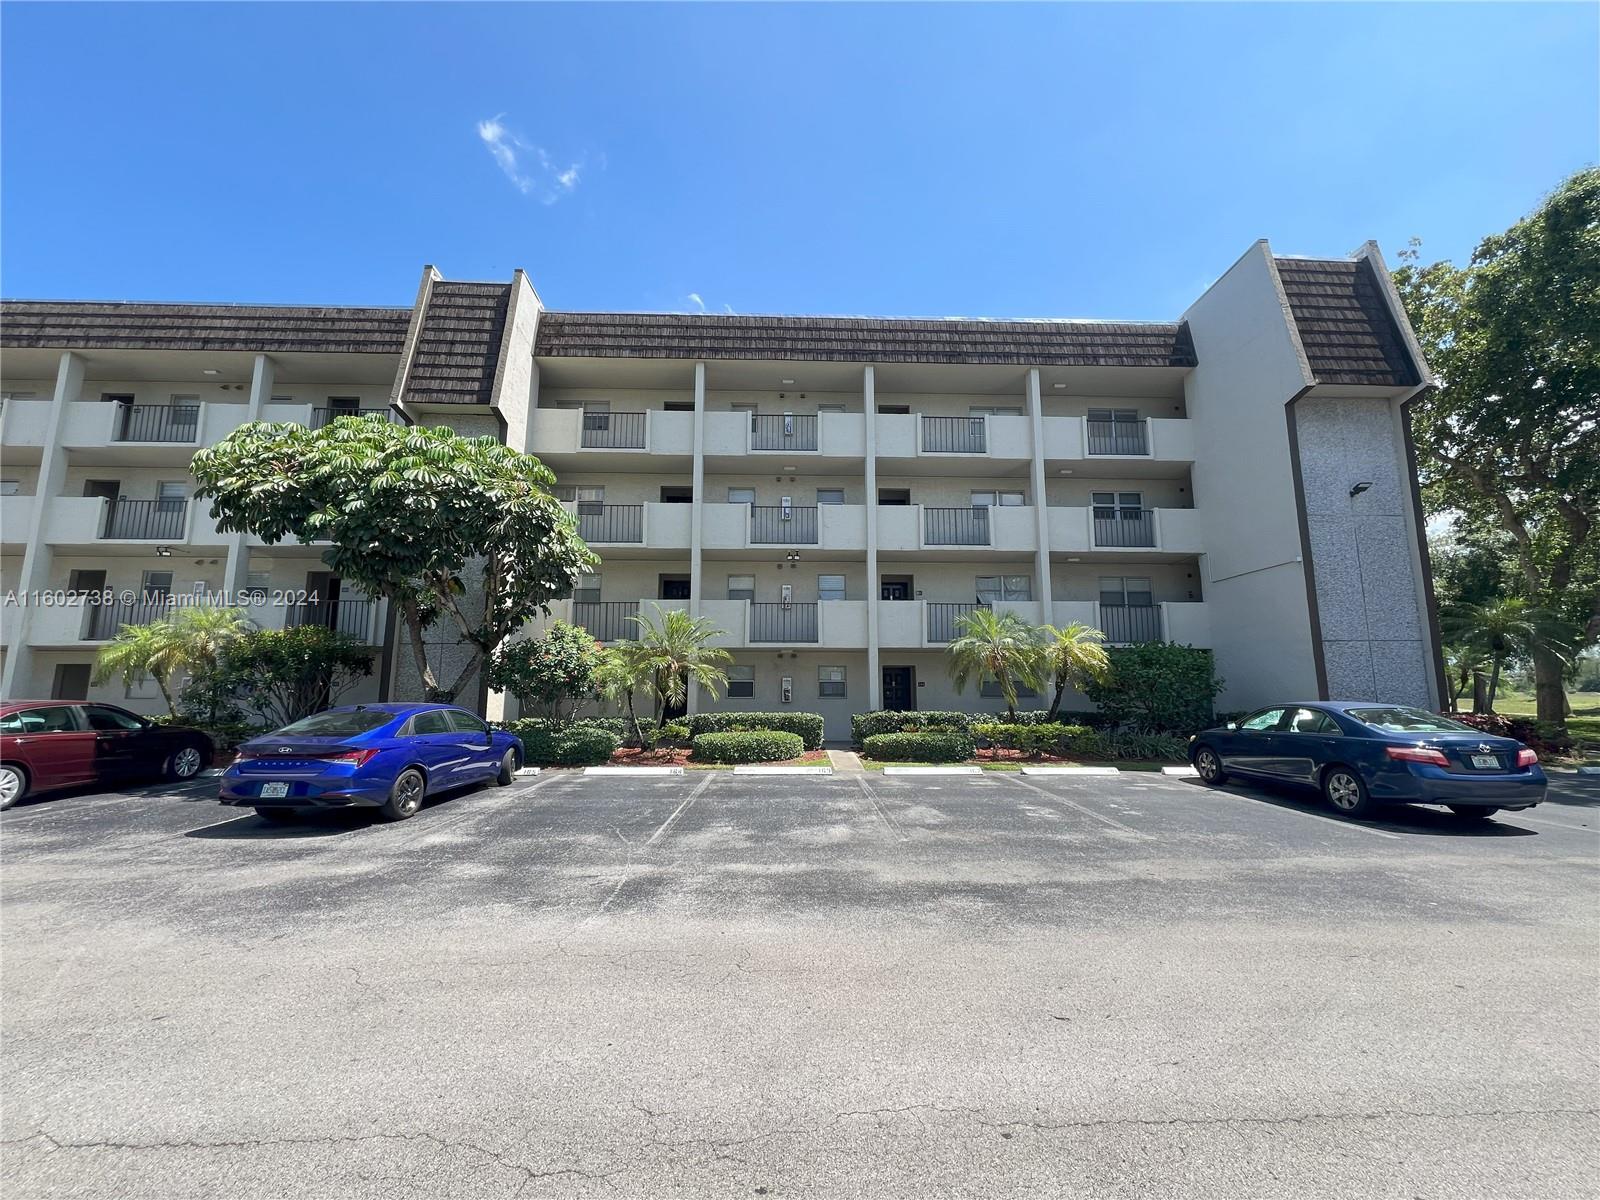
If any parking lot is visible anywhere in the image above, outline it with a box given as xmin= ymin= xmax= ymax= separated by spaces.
xmin=3 ymin=767 xmax=1597 ymax=1199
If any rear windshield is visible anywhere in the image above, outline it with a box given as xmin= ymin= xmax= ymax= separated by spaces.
xmin=272 ymin=709 xmax=395 ymax=737
xmin=1348 ymin=707 xmax=1474 ymax=734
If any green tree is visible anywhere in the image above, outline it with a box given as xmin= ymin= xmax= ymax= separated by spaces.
xmin=1038 ymin=622 xmax=1112 ymax=720
xmin=623 ymin=604 xmax=732 ymax=730
xmin=191 ymin=420 xmax=598 ymax=702
xmin=168 ymin=606 xmax=254 ymax=723
xmin=945 ymin=608 xmax=1044 ymax=720
xmin=593 ymin=643 xmax=651 ymax=746
xmin=213 ymin=625 xmax=375 ymax=728
xmin=1441 ymin=598 xmax=1570 ymax=713
xmin=92 ymin=622 xmax=184 ymax=717
xmin=485 ymin=621 xmax=604 ymax=720
xmin=1393 ymin=168 xmax=1600 ymax=727
xmin=1082 ymin=642 xmax=1224 ymax=733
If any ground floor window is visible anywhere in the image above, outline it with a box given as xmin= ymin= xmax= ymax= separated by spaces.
xmin=818 ymin=666 xmax=847 ymax=698
xmin=976 ymin=575 xmax=1031 ymax=603
xmin=728 ymin=666 xmax=754 ymax=698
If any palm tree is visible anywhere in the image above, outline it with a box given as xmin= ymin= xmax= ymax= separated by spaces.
xmin=1441 ymin=643 xmax=1486 ymax=713
xmin=945 ymin=608 xmax=1044 ymax=720
xmin=1441 ymin=599 xmax=1570 ymax=712
xmin=594 ymin=642 xmax=651 ymax=746
xmin=623 ymin=604 xmax=733 ymax=729
xmin=165 ymin=606 xmax=254 ymax=722
xmin=1039 ymin=622 xmax=1111 ymax=720
xmin=93 ymin=622 xmax=185 ymax=717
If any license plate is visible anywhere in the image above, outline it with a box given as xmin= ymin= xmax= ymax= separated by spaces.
xmin=260 ymin=782 xmax=290 ymax=798
xmin=1470 ymin=754 xmax=1499 ymax=770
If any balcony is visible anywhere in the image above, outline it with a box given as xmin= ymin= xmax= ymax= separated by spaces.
xmin=580 ymin=410 xmax=647 ymax=449
xmin=1086 ymin=418 xmax=1148 ymax=456
xmin=878 ymin=504 xmax=1036 ymax=554
xmin=1092 ymin=508 xmax=1156 ymax=548
xmin=927 ymin=601 xmax=987 ymax=643
xmin=310 ymin=407 xmax=389 ymax=431
xmin=1049 ymin=600 xmax=1212 ymax=648
xmin=751 ymin=414 xmax=817 ymax=451
xmin=570 ymin=600 xmax=641 ymax=642
xmin=0 ymin=399 xmax=51 ymax=450
xmin=576 ymin=504 xmax=644 ymax=544
xmin=285 ymin=598 xmax=380 ymax=643
xmin=111 ymin=404 xmax=200 ymax=444
xmin=1096 ymin=603 xmax=1161 ymax=643
xmin=749 ymin=602 xmax=818 ymax=643
xmin=528 ymin=407 xmax=693 ymax=457
xmin=1047 ymin=506 xmax=1202 ymax=555
xmin=921 ymin=415 xmax=986 ymax=454
xmin=84 ymin=597 xmax=176 ymax=640
xmin=924 ymin=507 xmax=989 ymax=547
xmin=750 ymin=505 xmax=817 ymax=545
xmin=1043 ymin=415 xmax=1194 ymax=464
xmin=102 ymin=499 xmax=189 ymax=541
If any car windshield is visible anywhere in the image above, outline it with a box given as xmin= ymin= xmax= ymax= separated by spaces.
xmin=1348 ymin=707 xmax=1475 ymax=734
xmin=272 ymin=709 xmax=395 ymax=737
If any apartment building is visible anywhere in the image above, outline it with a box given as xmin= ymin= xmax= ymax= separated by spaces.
xmin=0 ymin=242 xmax=1444 ymax=741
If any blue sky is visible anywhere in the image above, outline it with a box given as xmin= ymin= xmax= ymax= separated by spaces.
xmin=3 ymin=3 xmax=1595 ymax=319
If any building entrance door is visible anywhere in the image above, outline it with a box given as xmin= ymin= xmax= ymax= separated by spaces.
xmin=882 ymin=667 xmax=915 ymax=712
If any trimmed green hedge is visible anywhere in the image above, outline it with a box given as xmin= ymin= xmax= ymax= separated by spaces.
xmin=861 ymin=730 xmax=976 ymax=762
xmin=973 ymin=722 xmax=1093 ymax=755
xmin=691 ymin=730 xmax=805 ymax=764
xmin=688 ymin=712 xmax=825 ymax=749
xmin=509 ymin=723 xmax=619 ymax=766
xmin=499 ymin=715 xmax=626 ymax=738
xmin=972 ymin=722 xmax=1186 ymax=761
xmin=851 ymin=710 xmax=972 ymax=745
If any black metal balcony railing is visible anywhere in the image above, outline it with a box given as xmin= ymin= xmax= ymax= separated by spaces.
xmin=101 ymin=498 xmax=188 ymax=540
xmin=1098 ymin=604 xmax=1161 ymax=644
xmin=576 ymin=504 xmax=644 ymax=543
xmin=922 ymin=415 xmax=986 ymax=454
xmin=570 ymin=601 xmax=640 ymax=643
xmin=927 ymin=602 xmax=989 ymax=643
xmin=749 ymin=602 xmax=818 ymax=643
xmin=1086 ymin=419 xmax=1150 ymax=456
xmin=85 ymin=598 xmax=176 ymax=640
xmin=286 ymin=599 xmax=376 ymax=641
xmin=1093 ymin=509 xmax=1157 ymax=548
xmin=113 ymin=404 xmax=200 ymax=443
xmin=751 ymin=414 xmax=818 ymax=451
xmin=311 ymin=407 xmax=386 ymax=430
xmin=750 ymin=505 xmax=818 ymax=544
xmin=580 ymin=410 xmax=647 ymax=449
xmin=924 ymin=506 xmax=990 ymax=546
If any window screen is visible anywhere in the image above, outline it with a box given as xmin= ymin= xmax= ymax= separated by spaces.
xmin=728 ymin=666 xmax=754 ymax=697
xmin=817 ymin=575 xmax=846 ymax=602
xmin=728 ymin=575 xmax=755 ymax=601
xmin=818 ymin=666 xmax=847 ymax=697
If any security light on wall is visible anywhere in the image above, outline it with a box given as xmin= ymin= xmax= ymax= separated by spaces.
xmin=154 ymin=546 xmax=173 ymax=557
xmin=1349 ymin=481 xmax=1374 ymax=498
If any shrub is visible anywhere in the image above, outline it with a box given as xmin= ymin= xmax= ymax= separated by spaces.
xmin=973 ymin=722 xmax=1091 ymax=756
xmin=1082 ymin=643 xmax=1224 ymax=733
xmin=691 ymin=730 xmax=805 ymax=764
xmin=658 ymin=721 xmax=692 ymax=745
xmin=688 ymin=712 xmax=825 ymax=749
xmin=506 ymin=722 xmax=619 ymax=766
xmin=485 ymin=622 xmax=604 ymax=720
xmin=851 ymin=710 xmax=972 ymax=745
xmin=861 ymin=730 xmax=976 ymax=762
xmin=211 ymin=625 xmax=376 ymax=728
xmin=1446 ymin=712 xmax=1572 ymax=755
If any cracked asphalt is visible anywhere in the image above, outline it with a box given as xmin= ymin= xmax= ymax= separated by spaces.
xmin=2 ymin=767 xmax=1597 ymax=1199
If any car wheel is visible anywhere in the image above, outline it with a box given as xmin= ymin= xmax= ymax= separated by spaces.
xmin=1448 ymin=805 xmax=1500 ymax=821
xmin=0 ymin=763 xmax=28 ymax=810
xmin=379 ymin=768 xmax=426 ymax=822
xmin=1323 ymin=766 xmax=1376 ymax=818
xmin=495 ymin=749 xmax=517 ymax=786
xmin=1194 ymin=746 xmax=1227 ymax=785
xmin=255 ymin=807 xmax=297 ymax=822
xmin=166 ymin=745 xmax=205 ymax=781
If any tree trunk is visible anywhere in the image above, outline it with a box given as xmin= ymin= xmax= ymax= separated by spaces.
xmin=1486 ymin=658 xmax=1503 ymax=712
xmin=156 ymin=674 xmax=177 ymax=719
xmin=1046 ymin=679 xmax=1065 ymax=721
xmin=1472 ymin=670 xmax=1491 ymax=714
xmin=1532 ymin=639 xmax=1568 ymax=728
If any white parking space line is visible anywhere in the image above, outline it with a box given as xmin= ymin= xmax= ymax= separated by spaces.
xmin=644 ymin=771 xmax=718 ymax=847
xmin=853 ymin=774 xmax=907 ymax=842
xmin=997 ymin=774 xmax=1152 ymax=839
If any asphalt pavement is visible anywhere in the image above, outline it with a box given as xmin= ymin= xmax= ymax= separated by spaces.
xmin=2 ymin=766 xmax=1596 ymax=1198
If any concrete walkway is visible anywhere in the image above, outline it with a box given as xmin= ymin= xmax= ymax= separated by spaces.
xmin=825 ymin=749 xmax=865 ymax=772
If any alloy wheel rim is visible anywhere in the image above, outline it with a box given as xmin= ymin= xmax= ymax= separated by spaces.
xmin=397 ymin=775 xmax=422 ymax=813
xmin=1328 ymin=773 xmax=1360 ymax=810
xmin=0 ymin=768 xmax=21 ymax=803
xmin=1198 ymin=751 xmax=1218 ymax=779
xmin=174 ymin=749 xmax=202 ymax=778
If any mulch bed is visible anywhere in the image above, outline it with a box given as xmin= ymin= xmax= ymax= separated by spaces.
xmin=974 ymin=748 xmax=1095 ymax=765
xmin=608 ymin=747 xmax=830 ymax=767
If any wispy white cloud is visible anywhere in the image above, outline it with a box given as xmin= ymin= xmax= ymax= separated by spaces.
xmin=476 ymin=115 xmax=583 ymax=204
xmin=685 ymin=292 xmax=707 ymax=313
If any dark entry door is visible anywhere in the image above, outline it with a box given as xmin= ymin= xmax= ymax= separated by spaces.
xmin=659 ymin=577 xmax=691 ymax=600
xmin=882 ymin=667 xmax=915 ymax=712
xmin=881 ymin=580 xmax=910 ymax=601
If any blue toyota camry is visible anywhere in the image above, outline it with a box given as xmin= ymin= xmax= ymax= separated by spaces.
xmin=220 ymin=703 xmax=522 ymax=822
xmin=1188 ymin=702 xmax=1547 ymax=820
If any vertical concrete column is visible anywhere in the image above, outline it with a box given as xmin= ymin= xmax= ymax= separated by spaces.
xmin=222 ymin=353 xmax=276 ymax=600
xmin=864 ymin=366 xmax=881 ymax=710
xmin=3 ymin=351 xmax=84 ymax=698
xmin=687 ymin=361 xmax=706 ymax=716
xmin=1026 ymin=369 xmax=1053 ymax=621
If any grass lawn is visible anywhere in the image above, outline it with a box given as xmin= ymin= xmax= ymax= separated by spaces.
xmin=1489 ymin=691 xmax=1600 ymax=757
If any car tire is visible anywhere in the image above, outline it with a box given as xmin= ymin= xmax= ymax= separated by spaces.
xmin=495 ymin=750 xmax=517 ymax=786
xmin=1193 ymin=746 xmax=1228 ymax=785
xmin=1448 ymin=805 xmax=1500 ymax=821
xmin=0 ymin=763 xmax=28 ymax=810
xmin=166 ymin=744 xmax=206 ymax=782
xmin=255 ymin=807 xmax=296 ymax=822
xmin=1322 ymin=766 xmax=1377 ymax=818
xmin=379 ymin=768 xmax=426 ymax=822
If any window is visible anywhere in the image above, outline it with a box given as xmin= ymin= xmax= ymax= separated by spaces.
xmin=970 ymin=490 xmax=1024 ymax=507
xmin=818 ymin=666 xmax=847 ymax=698
xmin=141 ymin=571 xmax=174 ymax=600
xmin=168 ymin=396 xmax=201 ymax=432
xmin=277 ymin=709 xmax=394 ymax=736
xmin=156 ymin=481 xmax=188 ymax=512
xmin=727 ymin=575 xmax=755 ymax=601
xmin=67 ymin=569 xmax=106 ymax=598
xmin=446 ymin=710 xmax=489 ymax=734
xmin=551 ymin=485 xmax=604 ymax=510
xmin=1088 ymin=407 xmax=1141 ymax=424
xmin=1 ymin=391 xmax=39 ymax=402
xmin=327 ymin=396 xmax=361 ymax=416
xmin=969 ymin=406 xmax=1022 ymax=416
xmin=0 ymin=479 xmax=18 ymax=495
xmin=1239 ymin=708 xmax=1286 ymax=731
xmin=1098 ymin=577 xmax=1153 ymax=607
xmin=1 ymin=704 xmax=79 ymax=733
xmin=877 ymin=404 xmax=910 ymax=415
xmin=728 ymin=666 xmax=754 ymax=698
xmin=245 ymin=571 xmax=271 ymax=604
xmin=1091 ymin=491 xmax=1144 ymax=518
xmin=975 ymin=575 xmax=1031 ymax=603
xmin=83 ymin=705 xmax=146 ymax=732
xmin=980 ymin=680 xmax=1038 ymax=698
xmin=408 ymin=709 xmax=454 ymax=736
xmin=817 ymin=404 xmax=846 ymax=414
xmin=818 ymin=574 xmax=846 ymax=602
xmin=125 ymin=676 xmax=162 ymax=701
xmin=1285 ymin=708 xmax=1342 ymax=735
xmin=727 ymin=487 xmax=756 ymax=505
xmin=816 ymin=489 xmax=845 ymax=505
xmin=664 ymin=401 xmax=694 ymax=412
xmin=573 ymin=574 xmax=601 ymax=604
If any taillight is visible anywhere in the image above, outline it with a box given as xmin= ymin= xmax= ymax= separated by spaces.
xmin=1386 ymin=745 xmax=1450 ymax=767
xmin=1516 ymin=748 xmax=1538 ymax=768
xmin=324 ymin=749 xmax=379 ymax=766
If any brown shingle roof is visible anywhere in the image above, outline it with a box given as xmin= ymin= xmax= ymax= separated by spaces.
xmin=0 ymin=300 xmax=410 ymax=354
xmin=534 ymin=312 xmax=1197 ymax=368
xmin=1274 ymin=258 xmax=1420 ymax=388
xmin=400 ymin=282 xmax=512 ymax=406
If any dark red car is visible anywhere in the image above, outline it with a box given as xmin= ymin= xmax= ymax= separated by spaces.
xmin=0 ymin=701 xmax=213 ymax=809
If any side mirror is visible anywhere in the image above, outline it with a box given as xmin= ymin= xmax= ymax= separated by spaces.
xmin=1226 ymin=722 xmax=1238 ymax=731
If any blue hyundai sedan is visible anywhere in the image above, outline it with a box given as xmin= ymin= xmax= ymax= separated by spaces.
xmin=1189 ymin=702 xmax=1546 ymax=821
xmin=220 ymin=703 xmax=522 ymax=822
